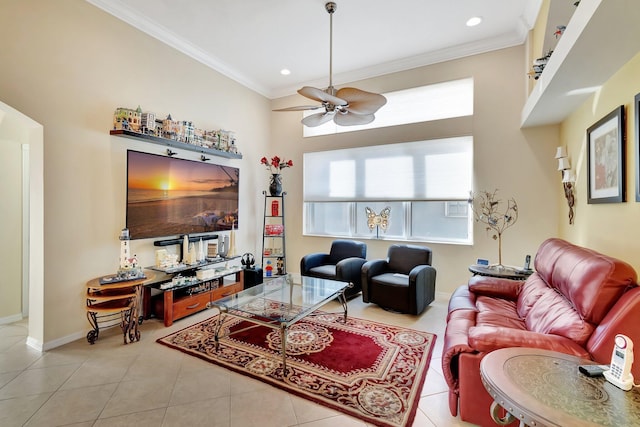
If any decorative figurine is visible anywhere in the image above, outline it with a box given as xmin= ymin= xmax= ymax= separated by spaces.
xmin=116 ymin=228 xmax=144 ymax=280
xmin=265 ymin=260 xmax=273 ymax=277
xmin=365 ymin=206 xmax=391 ymax=238
xmin=277 ymin=257 xmax=284 ymax=276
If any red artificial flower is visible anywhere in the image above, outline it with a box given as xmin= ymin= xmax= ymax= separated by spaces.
xmin=260 ymin=155 xmax=294 ymax=174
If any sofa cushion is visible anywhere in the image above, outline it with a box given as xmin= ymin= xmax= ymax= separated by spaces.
xmin=468 ymin=275 xmax=521 ymax=300
xmin=522 ymin=279 xmax=594 ymax=345
xmin=475 ymin=296 xmax=525 ymax=330
xmin=533 ymin=238 xmax=636 ymax=324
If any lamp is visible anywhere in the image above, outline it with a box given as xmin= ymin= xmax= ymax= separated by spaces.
xmin=555 ymin=146 xmax=575 ymax=224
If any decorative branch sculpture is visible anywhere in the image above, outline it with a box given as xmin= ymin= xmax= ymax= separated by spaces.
xmin=471 ymin=189 xmax=518 ymax=267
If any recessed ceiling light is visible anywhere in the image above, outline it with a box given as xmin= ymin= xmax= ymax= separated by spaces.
xmin=466 ymin=16 xmax=482 ymax=27
xmin=280 ymin=68 xmax=291 ymax=76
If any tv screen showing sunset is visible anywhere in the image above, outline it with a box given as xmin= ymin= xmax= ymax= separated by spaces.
xmin=126 ymin=150 xmax=239 ymax=239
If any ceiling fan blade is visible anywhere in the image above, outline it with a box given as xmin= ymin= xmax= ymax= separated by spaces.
xmin=336 ymin=87 xmax=387 ymax=115
xmin=298 ymin=86 xmax=347 ymax=106
xmin=301 ymin=111 xmax=334 ymax=127
xmin=273 ymin=105 xmax=322 ymax=112
xmin=334 ymin=112 xmax=375 ymax=126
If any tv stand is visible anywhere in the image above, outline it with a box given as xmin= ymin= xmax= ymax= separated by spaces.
xmin=144 ymin=258 xmax=243 ymax=326
xmin=143 ymin=234 xmax=244 ymax=326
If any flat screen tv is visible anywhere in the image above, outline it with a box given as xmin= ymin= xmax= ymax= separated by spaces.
xmin=126 ymin=150 xmax=239 ymax=240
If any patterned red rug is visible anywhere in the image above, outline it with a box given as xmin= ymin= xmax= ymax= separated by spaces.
xmin=157 ymin=310 xmax=436 ymax=427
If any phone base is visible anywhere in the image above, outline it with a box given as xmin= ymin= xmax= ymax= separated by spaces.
xmin=603 ymin=370 xmax=634 ymax=391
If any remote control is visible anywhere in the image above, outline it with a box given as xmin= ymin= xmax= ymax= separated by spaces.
xmin=578 ymin=364 xmax=609 ymax=377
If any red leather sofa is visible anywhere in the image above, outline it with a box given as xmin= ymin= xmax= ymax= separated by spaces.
xmin=442 ymin=238 xmax=639 ymax=426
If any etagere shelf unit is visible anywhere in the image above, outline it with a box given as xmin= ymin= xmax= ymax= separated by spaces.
xmin=262 ymin=191 xmax=286 ymax=277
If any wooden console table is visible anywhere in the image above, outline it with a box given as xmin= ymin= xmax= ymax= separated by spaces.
xmin=480 ymin=347 xmax=640 ymax=426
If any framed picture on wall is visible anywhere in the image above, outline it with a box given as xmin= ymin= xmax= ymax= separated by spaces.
xmin=587 ymin=105 xmax=625 ymax=204
xmin=635 ymin=93 xmax=640 ymax=202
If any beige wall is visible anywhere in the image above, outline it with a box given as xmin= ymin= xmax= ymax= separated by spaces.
xmin=271 ymin=45 xmax=560 ymax=295
xmin=558 ymin=51 xmax=640 ymax=269
xmin=0 ymin=137 xmax=23 ymax=320
xmin=0 ymin=0 xmax=270 ymax=346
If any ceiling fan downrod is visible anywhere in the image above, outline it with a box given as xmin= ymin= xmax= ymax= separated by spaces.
xmin=326 ymin=2 xmax=336 ymax=95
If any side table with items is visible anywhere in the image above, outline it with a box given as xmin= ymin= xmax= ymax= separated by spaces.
xmin=468 ymin=264 xmax=533 ymax=280
xmin=480 ymin=347 xmax=640 ymax=427
xmin=85 ymin=272 xmax=154 ymax=345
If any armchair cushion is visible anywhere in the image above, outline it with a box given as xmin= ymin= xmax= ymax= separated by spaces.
xmin=329 ymin=239 xmax=367 ymax=264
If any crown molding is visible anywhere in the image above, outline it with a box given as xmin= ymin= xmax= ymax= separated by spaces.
xmin=86 ymin=0 xmax=534 ymax=100
xmin=270 ymin=32 xmax=527 ymax=99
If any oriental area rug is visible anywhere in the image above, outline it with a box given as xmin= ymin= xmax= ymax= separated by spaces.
xmin=157 ymin=309 xmax=436 ymax=427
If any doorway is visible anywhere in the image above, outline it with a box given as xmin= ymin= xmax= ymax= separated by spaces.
xmin=0 ymin=101 xmax=44 ymax=348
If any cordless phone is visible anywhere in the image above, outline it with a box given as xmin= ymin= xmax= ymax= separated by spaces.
xmin=603 ymin=334 xmax=634 ymax=391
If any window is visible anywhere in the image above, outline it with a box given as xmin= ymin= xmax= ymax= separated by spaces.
xmin=303 ymin=136 xmax=473 ymax=244
xmin=303 ymin=78 xmax=474 ymax=137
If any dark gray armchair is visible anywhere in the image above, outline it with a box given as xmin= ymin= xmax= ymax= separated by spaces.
xmin=361 ymin=244 xmax=436 ymax=315
xmin=300 ymin=240 xmax=367 ymax=298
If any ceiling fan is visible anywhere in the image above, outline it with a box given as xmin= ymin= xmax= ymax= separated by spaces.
xmin=275 ymin=2 xmax=387 ymax=127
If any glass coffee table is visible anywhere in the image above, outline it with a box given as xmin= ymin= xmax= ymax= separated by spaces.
xmin=210 ymin=274 xmax=350 ymax=373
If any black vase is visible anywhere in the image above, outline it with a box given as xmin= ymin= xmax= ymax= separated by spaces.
xmin=269 ymin=174 xmax=282 ymax=196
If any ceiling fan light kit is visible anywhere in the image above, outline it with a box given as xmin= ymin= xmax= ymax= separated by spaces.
xmin=275 ymin=2 xmax=387 ymax=127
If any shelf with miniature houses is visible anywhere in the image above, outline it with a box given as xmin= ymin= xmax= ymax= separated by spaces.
xmin=110 ymin=129 xmax=242 ymax=159
xmin=262 ymin=192 xmax=286 ymax=278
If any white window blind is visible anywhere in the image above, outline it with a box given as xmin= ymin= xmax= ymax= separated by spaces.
xmin=304 ymin=136 xmax=472 ymax=202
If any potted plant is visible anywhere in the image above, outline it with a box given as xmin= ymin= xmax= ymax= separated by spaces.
xmin=471 ymin=189 xmax=518 ymax=269
xmin=260 ymin=155 xmax=293 ymax=196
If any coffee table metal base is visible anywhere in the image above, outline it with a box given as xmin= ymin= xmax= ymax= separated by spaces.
xmin=211 ymin=275 xmax=349 ymax=374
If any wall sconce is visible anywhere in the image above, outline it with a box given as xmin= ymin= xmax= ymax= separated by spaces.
xmin=555 ymin=146 xmax=575 ymax=224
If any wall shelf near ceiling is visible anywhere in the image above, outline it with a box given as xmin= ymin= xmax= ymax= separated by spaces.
xmin=521 ymin=0 xmax=640 ymax=128
xmin=110 ymin=129 xmax=242 ymax=159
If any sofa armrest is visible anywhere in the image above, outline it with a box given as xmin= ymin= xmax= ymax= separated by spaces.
xmin=300 ymin=253 xmax=330 ymax=274
xmin=468 ymin=275 xmax=522 ymax=300
xmin=336 ymin=257 xmax=367 ymax=285
xmin=587 ymin=286 xmax=640 ymax=376
xmin=442 ymin=308 xmax=477 ymax=391
xmin=361 ymin=259 xmax=389 ymax=302
xmin=468 ymin=325 xmax=590 ymax=358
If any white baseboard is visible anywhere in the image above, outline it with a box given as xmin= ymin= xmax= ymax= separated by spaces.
xmin=42 ymin=331 xmax=85 ymax=351
xmin=26 ymin=336 xmax=43 ymax=352
xmin=0 ymin=313 xmax=23 ymax=325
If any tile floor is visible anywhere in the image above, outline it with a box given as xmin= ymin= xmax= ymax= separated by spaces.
xmin=0 ymin=293 xmax=476 ymax=427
